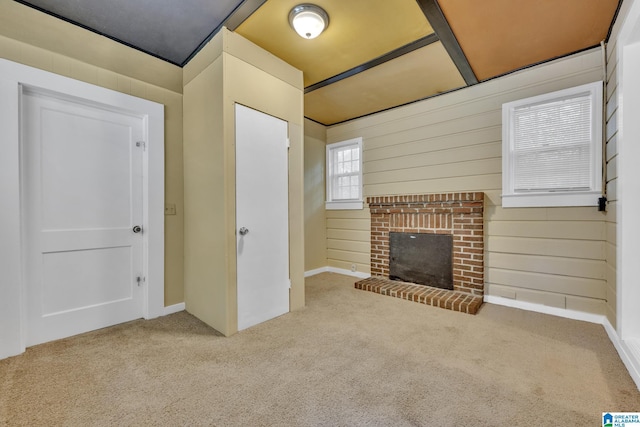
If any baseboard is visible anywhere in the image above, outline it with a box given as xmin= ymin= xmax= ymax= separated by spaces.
xmin=486 ymin=295 xmax=640 ymax=390
xmin=483 ymin=295 xmax=606 ymax=324
xmin=164 ymin=302 xmax=185 ymax=315
xmin=603 ymin=321 xmax=640 ymax=390
xmin=304 ymin=275 xmax=640 ymax=389
xmin=304 ymin=267 xmax=329 ymax=277
xmin=304 ymin=266 xmax=370 ymax=279
xmin=326 ymin=266 xmax=370 ymax=279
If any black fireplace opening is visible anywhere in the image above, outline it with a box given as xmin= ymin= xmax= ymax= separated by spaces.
xmin=389 ymin=232 xmax=453 ymax=290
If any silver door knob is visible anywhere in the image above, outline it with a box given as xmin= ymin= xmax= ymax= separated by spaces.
xmin=239 ymin=227 xmax=249 ymax=236
xmin=132 ymin=225 xmax=142 ymax=233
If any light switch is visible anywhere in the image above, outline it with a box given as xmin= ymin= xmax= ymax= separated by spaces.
xmin=164 ymin=203 xmax=176 ymax=215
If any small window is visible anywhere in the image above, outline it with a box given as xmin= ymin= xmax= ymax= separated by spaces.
xmin=326 ymin=137 xmax=363 ymax=210
xmin=502 ymin=81 xmax=603 ymax=208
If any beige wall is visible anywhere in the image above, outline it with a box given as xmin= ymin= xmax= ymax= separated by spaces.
xmin=304 ymin=119 xmax=328 ymax=271
xmin=0 ymin=1 xmax=185 ymax=307
xmin=183 ymin=29 xmax=304 ymax=335
xmin=324 ymin=49 xmax=608 ymax=315
xmin=183 ymin=57 xmax=226 ymax=329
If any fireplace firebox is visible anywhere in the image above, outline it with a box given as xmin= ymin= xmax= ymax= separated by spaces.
xmin=389 ymin=232 xmax=453 ymax=290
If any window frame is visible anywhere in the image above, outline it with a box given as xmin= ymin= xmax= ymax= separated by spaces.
xmin=501 ymin=81 xmax=603 ymax=208
xmin=326 ymin=137 xmax=363 ymax=210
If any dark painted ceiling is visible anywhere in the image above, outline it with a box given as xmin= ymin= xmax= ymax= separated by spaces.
xmin=15 ymin=0 xmax=244 ymax=65
xmin=13 ymin=0 xmax=622 ymax=125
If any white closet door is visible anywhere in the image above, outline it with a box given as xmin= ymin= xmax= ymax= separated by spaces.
xmin=235 ymin=103 xmax=289 ymax=331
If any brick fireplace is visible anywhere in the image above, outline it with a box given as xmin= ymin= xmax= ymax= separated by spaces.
xmin=355 ymin=192 xmax=485 ymax=314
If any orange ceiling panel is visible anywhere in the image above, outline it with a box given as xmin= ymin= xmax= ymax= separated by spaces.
xmin=438 ymin=0 xmax=619 ymax=81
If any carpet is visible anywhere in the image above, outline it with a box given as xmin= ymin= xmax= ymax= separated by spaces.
xmin=1 ymin=272 xmax=638 ymax=426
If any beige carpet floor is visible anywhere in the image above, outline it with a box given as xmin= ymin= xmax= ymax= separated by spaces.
xmin=1 ymin=272 xmax=638 ymax=426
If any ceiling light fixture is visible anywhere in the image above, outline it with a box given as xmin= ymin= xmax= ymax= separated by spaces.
xmin=289 ymin=4 xmax=329 ymax=39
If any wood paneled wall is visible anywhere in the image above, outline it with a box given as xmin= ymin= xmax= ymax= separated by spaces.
xmin=325 ymin=49 xmax=608 ymax=315
xmin=605 ymin=16 xmax=621 ymax=329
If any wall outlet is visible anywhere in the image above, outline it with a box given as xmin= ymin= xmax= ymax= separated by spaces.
xmin=164 ymin=203 xmax=176 ymax=215
xmin=351 ymin=263 xmax=357 ymax=272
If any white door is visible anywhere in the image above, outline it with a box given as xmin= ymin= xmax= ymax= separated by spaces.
xmin=22 ymin=89 xmax=145 ymax=346
xmin=235 ymin=104 xmax=289 ymax=331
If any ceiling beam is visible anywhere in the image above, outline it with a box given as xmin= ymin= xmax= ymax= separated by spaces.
xmin=182 ymin=0 xmax=268 ymax=66
xmin=224 ymin=0 xmax=269 ymax=31
xmin=415 ymin=0 xmax=478 ymax=85
xmin=305 ymin=33 xmax=440 ymax=94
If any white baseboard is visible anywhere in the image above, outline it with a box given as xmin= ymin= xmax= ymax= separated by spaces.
xmin=486 ymin=295 xmax=640 ymax=390
xmin=164 ymin=302 xmax=185 ymax=315
xmin=305 ymin=266 xmax=370 ymax=279
xmin=483 ymin=295 xmax=607 ymax=324
xmin=328 ymin=266 xmax=370 ymax=279
xmin=603 ymin=321 xmax=640 ymax=390
xmin=304 ymin=267 xmax=329 ymax=277
xmin=305 ymin=271 xmax=640 ymax=389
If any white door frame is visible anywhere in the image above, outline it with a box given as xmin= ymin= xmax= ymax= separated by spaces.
xmin=0 ymin=59 xmax=165 ymax=359
xmin=616 ymin=0 xmax=640 ymax=385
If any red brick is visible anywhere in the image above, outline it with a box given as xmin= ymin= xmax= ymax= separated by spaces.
xmin=367 ymin=193 xmax=485 ymax=299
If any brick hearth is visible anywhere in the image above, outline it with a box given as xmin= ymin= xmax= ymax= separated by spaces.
xmin=355 ymin=277 xmax=483 ymax=314
xmin=355 ymin=192 xmax=485 ymax=314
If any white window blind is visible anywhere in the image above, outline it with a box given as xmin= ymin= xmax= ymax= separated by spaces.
xmin=513 ymin=95 xmax=592 ymax=192
xmin=326 ymin=137 xmax=363 ymax=210
xmin=502 ymin=81 xmax=603 ymax=208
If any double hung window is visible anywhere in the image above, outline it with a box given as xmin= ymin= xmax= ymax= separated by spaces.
xmin=502 ymin=81 xmax=603 ymax=207
xmin=326 ymin=137 xmax=363 ymax=210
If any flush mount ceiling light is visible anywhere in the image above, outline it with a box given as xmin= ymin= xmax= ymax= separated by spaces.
xmin=289 ymin=4 xmax=329 ymax=39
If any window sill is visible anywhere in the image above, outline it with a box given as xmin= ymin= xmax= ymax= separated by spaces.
xmin=502 ymin=191 xmax=602 ymax=208
xmin=326 ymin=201 xmax=363 ymax=210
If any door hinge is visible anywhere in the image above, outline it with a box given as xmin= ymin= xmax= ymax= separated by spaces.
xmin=288 ymin=279 xmax=291 ymax=289
xmin=136 ymin=141 xmax=146 ymax=151
xmin=286 ymin=138 xmax=290 ymax=149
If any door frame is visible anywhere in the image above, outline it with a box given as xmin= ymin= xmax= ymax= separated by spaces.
xmin=0 ymin=59 xmax=165 ymax=359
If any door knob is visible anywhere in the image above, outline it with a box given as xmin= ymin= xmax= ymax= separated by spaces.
xmin=132 ymin=225 xmax=142 ymax=233
xmin=239 ymin=227 xmax=249 ymax=236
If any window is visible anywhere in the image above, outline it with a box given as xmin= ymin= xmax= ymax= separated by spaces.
xmin=326 ymin=137 xmax=363 ymax=210
xmin=502 ymin=81 xmax=603 ymax=208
